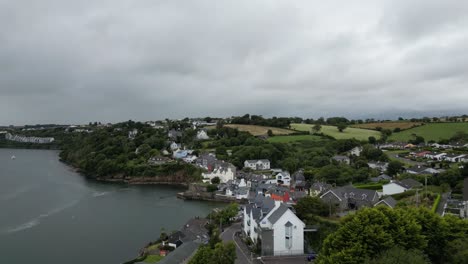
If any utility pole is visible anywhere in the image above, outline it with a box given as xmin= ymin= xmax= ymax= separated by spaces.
xmin=425 ymin=175 xmax=428 ymax=199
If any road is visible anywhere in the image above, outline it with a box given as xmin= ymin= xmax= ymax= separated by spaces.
xmin=221 ymin=222 xmax=255 ymax=264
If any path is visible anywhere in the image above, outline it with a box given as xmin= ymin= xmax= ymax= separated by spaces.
xmin=436 ymin=192 xmax=449 ymax=216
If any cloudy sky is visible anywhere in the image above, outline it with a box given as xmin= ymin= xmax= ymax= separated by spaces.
xmin=1 ymin=0 xmax=468 ymax=125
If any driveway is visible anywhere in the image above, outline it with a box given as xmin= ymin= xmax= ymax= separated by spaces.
xmin=436 ymin=192 xmax=450 ymax=216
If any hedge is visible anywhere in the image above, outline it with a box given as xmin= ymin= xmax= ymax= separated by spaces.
xmin=354 ymin=183 xmax=384 ymax=190
xmin=431 ymin=194 xmax=441 ymax=213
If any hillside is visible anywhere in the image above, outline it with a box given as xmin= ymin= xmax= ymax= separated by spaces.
xmin=267 ymin=134 xmax=324 ymax=143
xmin=208 ymin=124 xmax=295 ymax=136
xmin=352 ymin=122 xmax=422 ymax=131
xmin=389 ymin=122 xmax=468 ymax=142
xmin=291 ymin=123 xmax=381 ymax=141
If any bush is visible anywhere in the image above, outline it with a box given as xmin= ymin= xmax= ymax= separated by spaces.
xmin=207 ymin=184 xmax=218 ymax=192
xmin=354 ymin=183 xmax=384 ymax=190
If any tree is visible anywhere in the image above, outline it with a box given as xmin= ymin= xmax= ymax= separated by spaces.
xmin=267 ymin=129 xmax=273 ymax=137
xmin=364 ymin=247 xmax=430 ymax=264
xmin=368 ymin=136 xmax=377 ymax=144
xmin=189 ymin=242 xmax=236 ymax=264
xmin=211 ymin=177 xmax=221 ymax=184
xmin=294 ymin=196 xmax=330 ymax=219
xmin=312 ymin=124 xmax=322 ymax=134
xmin=386 ymin=160 xmax=404 ymax=176
xmin=337 ymin=123 xmax=348 ymax=132
xmin=317 ymin=207 xmax=426 ymax=264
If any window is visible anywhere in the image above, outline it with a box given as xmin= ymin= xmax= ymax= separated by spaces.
xmin=285 ymin=222 xmax=293 ymax=249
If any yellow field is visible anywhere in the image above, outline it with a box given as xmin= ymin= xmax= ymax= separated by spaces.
xmin=207 ymin=124 xmax=295 ymax=136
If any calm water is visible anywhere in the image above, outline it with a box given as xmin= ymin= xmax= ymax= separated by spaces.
xmin=0 ymin=149 xmax=220 ymax=264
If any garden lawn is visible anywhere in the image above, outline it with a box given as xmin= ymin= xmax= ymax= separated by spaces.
xmin=267 ymin=134 xmax=323 ymax=143
xmin=389 ymin=122 xmax=468 ymax=142
xmin=291 ymin=123 xmax=381 ymax=141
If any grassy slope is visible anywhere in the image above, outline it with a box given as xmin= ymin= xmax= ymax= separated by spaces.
xmin=389 ymin=122 xmax=468 ymax=142
xmin=352 ymin=122 xmax=423 ymax=130
xmin=291 ymin=123 xmax=381 ymax=141
xmin=208 ymin=124 xmax=295 ymax=136
xmin=267 ymin=134 xmax=323 ymax=143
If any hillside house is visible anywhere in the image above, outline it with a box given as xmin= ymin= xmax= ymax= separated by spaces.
xmin=424 ymin=152 xmax=447 ymax=161
xmin=444 ymin=154 xmax=466 ymax=163
xmin=382 ymin=179 xmax=422 ymax=195
xmin=320 ymin=186 xmax=379 ymax=211
xmin=128 ymin=129 xmax=138 ymax=140
xmin=148 ymin=156 xmax=172 ymax=166
xmin=243 ymin=197 xmax=305 ymax=256
xmin=202 ymin=161 xmax=236 ymax=183
xmin=196 ymin=130 xmax=210 ymax=140
xmin=196 ymin=153 xmax=217 ymax=172
xmin=170 ymin=142 xmax=181 ymax=151
xmin=244 ymin=159 xmax=271 ymax=170
xmin=406 ymin=165 xmax=440 ymax=175
xmin=168 ymin=129 xmax=182 ymax=140
xmin=370 ymin=174 xmax=392 ymax=183
xmin=332 ymin=155 xmax=350 ymax=165
xmin=310 ymin=182 xmax=332 ymax=197
xmin=275 ymin=171 xmax=291 ymax=186
xmin=368 ymin=162 xmax=389 ymax=172
xmin=349 ymin=146 xmax=362 ymax=156
xmin=292 ymin=170 xmax=306 ymax=191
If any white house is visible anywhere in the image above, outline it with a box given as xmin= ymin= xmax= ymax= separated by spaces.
xmin=202 ymin=162 xmax=236 ymax=183
xmin=383 ymin=179 xmax=422 ymax=195
xmin=170 ymin=142 xmax=181 ymax=151
xmin=275 ymin=171 xmax=291 ymax=186
xmin=244 ymin=159 xmax=271 ymax=170
xmin=259 ymin=203 xmax=305 ymax=256
xmin=196 ymin=130 xmax=210 ymax=140
xmin=424 ymin=152 xmax=447 ymax=161
xmin=128 ymin=129 xmax=138 ymax=140
xmin=349 ymin=146 xmax=362 ymax=156
xmin=243 ymin=197 xmax=305 ymax=256
xmin=444 ymin=154 xmax=466 ymax=163
xmin=182 ymin=155 xmax=197 ymax=163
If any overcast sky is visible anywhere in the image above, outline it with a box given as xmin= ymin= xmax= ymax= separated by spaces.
xmin=1 ymin=0 xmax=468 ymax=125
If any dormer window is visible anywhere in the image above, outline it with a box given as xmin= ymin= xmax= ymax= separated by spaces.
xmin=349 ymin=192 xmax=355 ymax=198
xmin=362 ymin=194 xmax=367 ymax=200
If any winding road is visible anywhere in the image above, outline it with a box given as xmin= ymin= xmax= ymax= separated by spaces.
xmin=221 ymin=222 xmax=255 ymax=264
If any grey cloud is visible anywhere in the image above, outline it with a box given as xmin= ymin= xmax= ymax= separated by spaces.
xmin=0 ymin=0 xmax=468 ymax=125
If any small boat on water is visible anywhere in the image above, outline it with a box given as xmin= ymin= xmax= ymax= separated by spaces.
xmin=11 ymin=155 xmax=16 ymax=160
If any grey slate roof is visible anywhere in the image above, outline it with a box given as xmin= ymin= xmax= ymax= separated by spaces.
xmin=329 ymin=186 xmax=379 ymax=202
xmin=267 ymin=204 xmax=289 ymax=224
xmin=375 ymin=196 xmax=397 ymax=208
xmin=398 ymin=179 xmax=423 ymax=189
xmin=245 ymin=159 xmax=270 ymax=163
xmin=406 ymin=166 xmax=430 ymax=174
xmin=157 ymin=241 xmax=200 ymax=264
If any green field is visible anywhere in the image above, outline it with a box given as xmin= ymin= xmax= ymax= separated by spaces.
xmin=267 ymin=134 xmax=324 ymax=143
xmin=291 ymin=123 xmax=381 ymax=141
xmin=389 ymin=123 xmax=468 ymax=142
